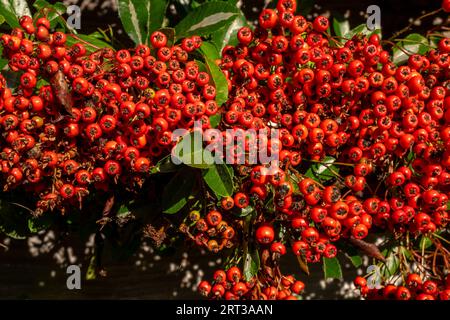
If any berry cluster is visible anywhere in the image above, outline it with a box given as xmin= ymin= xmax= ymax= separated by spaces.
xmin=179 ymin=209 xmax=236 ymax=253
xmin=0 ymin=16 xmax=218 ymax=214
xmin=354 ymin=273 xmax=450 ymax=300
xmin=198 ymin=266 xmax=304 ymax=300
xmin=199 ymin=0 xmax=448 ymax=299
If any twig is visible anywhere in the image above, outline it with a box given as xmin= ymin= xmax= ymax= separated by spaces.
xmin=388 ymin=8 xmax=444 ymax=41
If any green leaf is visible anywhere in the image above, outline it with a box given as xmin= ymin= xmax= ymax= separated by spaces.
xmin=243 ymin=248 xmax=260 ymax=281
xmin=323 ymin=257 xmax=343 ymax=280
xmin=382 ymin=248 xmax=400 ymax=277
xmin=344 ymin=24 xmax=381 ymax=40
xmin=200 ymin=47 xmax=228 ymax=107
xmin=116 ymin=204 xmax=131 ymax=218
xmin=33 ymin=0 xmax=67 ymax=30
xmin=162 ymin=167 xmax=196 ymax=214
xmin=332 ymin=15 xmax=350 ymax=39
xmin=202 ymin=164 xmax=234 ymax=197
xmin=348 ymin=255 xmax=363 ymax=268
xmin=199 ymin=41 xmax=220 ymax=61
xmin=175 ymin=2 xmax=240 ymax=39
xmin=172 ymin=132 xmax=214 ymax=169
xmin=28 ymin=214 xmax=51 ymax=233
xmin=0 ymin=0 xmax=31 ymax=28
xmin=233 ymin=205 xmax=254 ymax=218
xmin=209 ymin=113 xmax=222 ymax=128
xmin=211 ymin=13 xmax=247 ymax=53
xmin=420 ymin=236 xmax=433 ymax=250
xmin=118 ymin=0 xmax=167 ymax=45
xmin=86 ymin=255 xmax=97 ymax=280
xmin=0 ymin=14 xmax=5 ymax=26
xmin=393 ymin=33 xmax=430 ymax=65
xmin=305 ymin=156 xmax=339 ymax=183
xmin=0 ymin=59 xmax=7 ymax=71
xmin=152 ymin=154 xmax=179 ymax=173
xmin=65 ymin=34 xmax=112 ymax=53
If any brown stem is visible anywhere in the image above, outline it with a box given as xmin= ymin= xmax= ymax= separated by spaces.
xmin=388 ymin=8 xmax=444 ymax=41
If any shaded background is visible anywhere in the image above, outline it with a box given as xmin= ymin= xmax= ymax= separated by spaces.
xmin=0 ymin=0 xmax=448 ymax=299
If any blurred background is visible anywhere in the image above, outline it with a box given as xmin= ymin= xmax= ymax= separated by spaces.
xmin=0 ymin=0 xmax=448 ymax=299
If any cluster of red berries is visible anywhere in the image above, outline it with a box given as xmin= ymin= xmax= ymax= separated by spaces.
xmin=198 ymin=266 xmax=304 ymax=300
xmin=179 ymin=209 xmax=236 ymax=253
xmin=0 ymin=16 xmax=219 ymax=213
xmin=194 ymin=0 xmax=450 ymax=299
xmin=354 ymin=273 xmax=450 ymax=300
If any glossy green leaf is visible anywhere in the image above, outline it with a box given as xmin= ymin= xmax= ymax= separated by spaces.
xmin=233 ymin=205 xmax=254 ymax=218
xmin=172 ymin=132 xmax=214 ymax=169
xmin=202 ymin=164 xmax=234 ymax=197
xmin=211 ymin=13 xmax=247 ymax=53
xmin=175 ymin=2 xmax=239 ymax=39
xmin=420 ymin=236 xmax=433 ymax=250
xmin=200 ymin=45 xmax=228 ymax=107
xmin=332 ymin=15 xmax=350 ymax=39
xmin=162 ymin=167 xmax=196 ymax=214
xmin=305 ymin=156 xmax=339 ymax=182
xmin=65 ymin=34 xmax=112 ymax=53
xmin=243 ymin=248 xmax=260 ymax=281
xmin=0 ymin=0 xmax=30 ymax=28
xmin=323 ymin=257 xmax=343 ymax=280
xmin=393 ymin=33 xmax=430 ymax=65
xmin=118 ymin=0 xmax=167 ymax=45
xmin=200 ymin=41 xmax=220 ymax=61
xmin=209 ymin=113 xmax=222 ymax=128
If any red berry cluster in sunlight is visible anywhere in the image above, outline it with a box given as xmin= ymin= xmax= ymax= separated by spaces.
xmin=0 ymin=16 xmax=219 ymax=214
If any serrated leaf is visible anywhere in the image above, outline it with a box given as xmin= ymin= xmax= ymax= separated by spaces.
xmin=0 ymin=0 xmax=31 ymax=28
xmin=211 ymin=13 xmax=247 ymax=53
xmin=323 ymin=257 xmax=343 ymax=280
xmin=162 ymin=167 xmax=196 ymax=214
xmin=172 ymin=132 xmax=214 ymax=169
xmin=305 ymin=156 xmax=338 ymax=182
xmin=202 ymin=164 xmax=234 ymax=197
xmin=243 ymin=248 xmax=260 ymax=281
xmin=175 ymin=2 xmax=239 ymax=39
xmin=393 ymin=33 xmax=429 ymax=65
xmin=118 ymin=0 xmax=167 ymax=45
